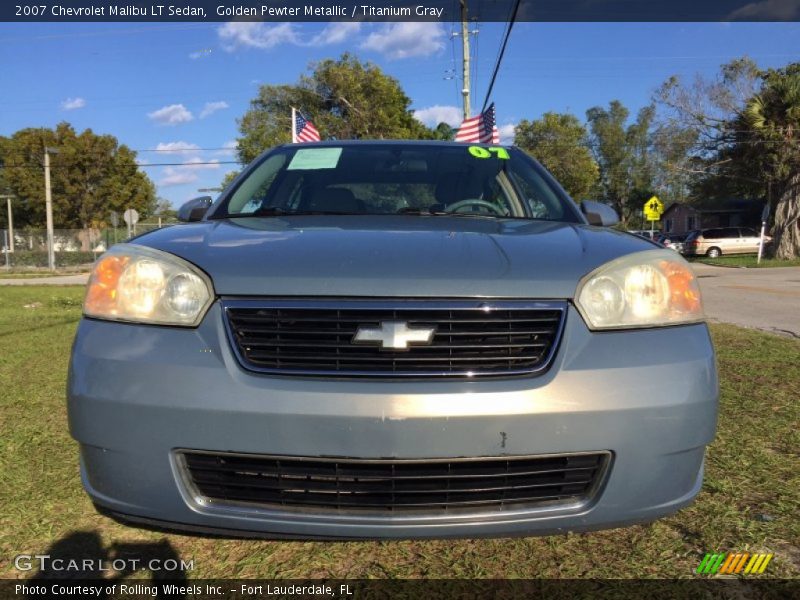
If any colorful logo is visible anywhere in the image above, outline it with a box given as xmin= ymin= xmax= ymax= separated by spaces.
xmin=696 ymin=552 xmax=773 ymax=575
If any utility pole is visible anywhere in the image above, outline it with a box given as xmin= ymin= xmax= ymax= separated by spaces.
xmin=44 ymin=147 xmax=58 ymax=270
xmin=460 ymin=0 xmax=471 ymax=120
xmin=0 ymin=195 xmax=14 ymax=253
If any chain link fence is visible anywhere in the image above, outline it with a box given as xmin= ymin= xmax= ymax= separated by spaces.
xmin=1 ymin=223 xmax=172 ymax=269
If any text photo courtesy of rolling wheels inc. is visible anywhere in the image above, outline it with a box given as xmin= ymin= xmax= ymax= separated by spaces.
xmin=1 ymin=1 xmax=800 ymax=599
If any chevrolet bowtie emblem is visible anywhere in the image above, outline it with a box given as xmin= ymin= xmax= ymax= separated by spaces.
xmin=352 ymin=321 xmax=436 ymax=351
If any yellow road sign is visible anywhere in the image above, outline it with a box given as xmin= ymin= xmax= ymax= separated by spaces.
xmin=644 ymin=195 xmax=663 ymax=221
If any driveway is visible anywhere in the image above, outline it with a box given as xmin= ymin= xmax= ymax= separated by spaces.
xmin=691 ymin=263 xmax=800 ymax=338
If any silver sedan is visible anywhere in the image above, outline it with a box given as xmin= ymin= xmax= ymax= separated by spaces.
xmin=68 ymin=141 xmax=717 ymax=539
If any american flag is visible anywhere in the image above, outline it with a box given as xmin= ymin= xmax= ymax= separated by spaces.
xmin=292 ymin=109 xmax=321 ymax=143
xmin=454 ymin=103 xmax=499 ymax=144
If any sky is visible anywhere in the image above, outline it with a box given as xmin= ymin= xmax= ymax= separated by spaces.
xmin=1 ymin=21 xmax=798 ymax=209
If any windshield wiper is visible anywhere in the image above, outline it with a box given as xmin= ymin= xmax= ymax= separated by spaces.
xmin=285 ymin=210 xmax=364 ymax=216
xmin=224 ymin=207 xmax=516 ymax=219
xmin=225 ymin=208 xmax=364 ymax=218
xmin=396 ymin=207 xmax=449 ymax=216
xmin=398 ymin=207 xmax=512 ymax=220
xmin=218 ymin=207 xmax=290 ymax=218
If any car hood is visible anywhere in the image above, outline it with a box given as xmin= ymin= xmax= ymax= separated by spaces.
xmin=135 ymin=215 xmax=655 ymax=298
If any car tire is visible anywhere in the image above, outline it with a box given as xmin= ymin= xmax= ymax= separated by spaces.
xmin=706 ymin=247 xmax=721 ymax=258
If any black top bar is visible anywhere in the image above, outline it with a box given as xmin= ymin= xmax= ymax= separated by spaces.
xmin=4 ymin=1 xmax=798 ymax=23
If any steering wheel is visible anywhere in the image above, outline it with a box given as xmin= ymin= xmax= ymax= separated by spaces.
xmin=445 ymin=199 xmax=507 ymax=216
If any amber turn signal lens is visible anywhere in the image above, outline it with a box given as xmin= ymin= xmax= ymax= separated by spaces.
xmin=84 ymin=255 xmax=128 ymax=315
xmin=662 ymin=260 xmax=702 ymax=314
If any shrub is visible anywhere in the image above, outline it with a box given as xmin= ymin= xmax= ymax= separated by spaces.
xmin=8 ymin=251 xmax=97 ymax=268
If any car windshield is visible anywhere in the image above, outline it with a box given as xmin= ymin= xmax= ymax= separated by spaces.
xmin=211 ymin=144 xmax=582 ymax=223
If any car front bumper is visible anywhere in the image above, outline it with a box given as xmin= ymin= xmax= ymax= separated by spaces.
xmin=67 ymin=303 xmax=718 ymax=539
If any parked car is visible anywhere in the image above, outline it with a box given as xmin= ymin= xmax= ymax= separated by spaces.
xmin=627 ymin=229 xmax=660 ymax=242
xmin=69 ymin=141 xmax=717 ymax=539
xmin=683 ymin=227 xmax=771 ymax=257
xmin=653 ymin=233 xmax=672 ymax=247
xmin=659 ymin=232 xmax=691 ymax=253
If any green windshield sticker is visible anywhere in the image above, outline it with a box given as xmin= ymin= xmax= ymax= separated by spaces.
xmin=468 ymin=146 xmax=509 ymax=159
xmin=287 ymin=147 xmax=343 ymax=170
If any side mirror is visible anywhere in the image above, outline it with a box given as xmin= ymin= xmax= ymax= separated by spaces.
xmin=177 ymin=196 xmax=212 ymax=222
xmin=581 ymin=200 xmax=619 ymax=227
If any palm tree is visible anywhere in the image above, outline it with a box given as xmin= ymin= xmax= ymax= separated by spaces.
xmin=743 ymin=65 xmax=800 ymax=259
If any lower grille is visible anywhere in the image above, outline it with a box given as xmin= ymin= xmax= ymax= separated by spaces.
xmin=223 ymin=299 xmax=566 ymax=378
xmin=180 ymin=451 xmax=610 ymax=514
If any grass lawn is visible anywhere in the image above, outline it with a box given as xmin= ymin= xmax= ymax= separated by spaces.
xmin=692 ymin=255 xmax=800 ymax=268
xmin=0 ymin=285 xmax=797 ymax=579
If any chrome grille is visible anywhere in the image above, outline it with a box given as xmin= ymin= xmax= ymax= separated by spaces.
xmin=222 ymin=299 xmax=566 ymax=377
xmin=180 ymin=451 xmax=609 ymax=514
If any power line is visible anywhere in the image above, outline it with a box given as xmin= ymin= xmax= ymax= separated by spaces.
xmin=135 ymin=161 xmax=241 ymax=167
xmin=137 ymin=147 xmax=237 ymax=152
xmin=0 ymin=145 xmax=239 ymax=157
xmin=482 ymin=0 xmax=522 ymax=112
xmin=0 ymin=144 xmax=241 ymax=157
xmin=0 ymin=161 xmax=241 ymax=170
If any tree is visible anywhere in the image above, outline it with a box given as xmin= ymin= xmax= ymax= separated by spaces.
xmin=237 ymin=53 xmax=435 ymax=163
xmin=514 ymin=112 xmax=598 ymax=200
xmin=431 ymin=122 xmax=456 ymax=141
xmin=220 ymin=170 xmax=240 ymax=190
xmin=655 ymin=58 xmax=763 ymax=210
xmin=153 ymin=197 xmax=177 ymax=221
xmin=2 ymin=123 xmax=155 ymax=230
xmin=741 ymin=65 xmax=800 ymax=258
xmin=650 ymin=122 xmax=700 ymax=207
xmin=655 ymin=59 xmax=800 ymax=258
xmin=586 ymin=101 xmax=655 ymax=224
xmin=626 ymin=105 xmax=657 ymax=210
xmin=0 ymin=135 xmax=12 ymax=229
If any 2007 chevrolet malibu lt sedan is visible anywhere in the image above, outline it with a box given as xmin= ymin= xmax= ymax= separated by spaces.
xmin=68 ymin=140 xmax=718 ymax=539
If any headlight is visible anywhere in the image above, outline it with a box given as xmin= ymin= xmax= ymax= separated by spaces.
xmin=84 ymin=244 xmax=213 ymax=326
xmin=575 ymin=249 xmax=703 ymax=330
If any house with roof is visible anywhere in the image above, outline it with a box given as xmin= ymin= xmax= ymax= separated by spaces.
xmin=660 ymin=199 xmax=766 ymax=235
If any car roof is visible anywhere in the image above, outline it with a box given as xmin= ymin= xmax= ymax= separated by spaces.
xmin=701 ymin=227 xmax=738 ymax=233
xmin=274 ymin=139 xmax=513 ymax=150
